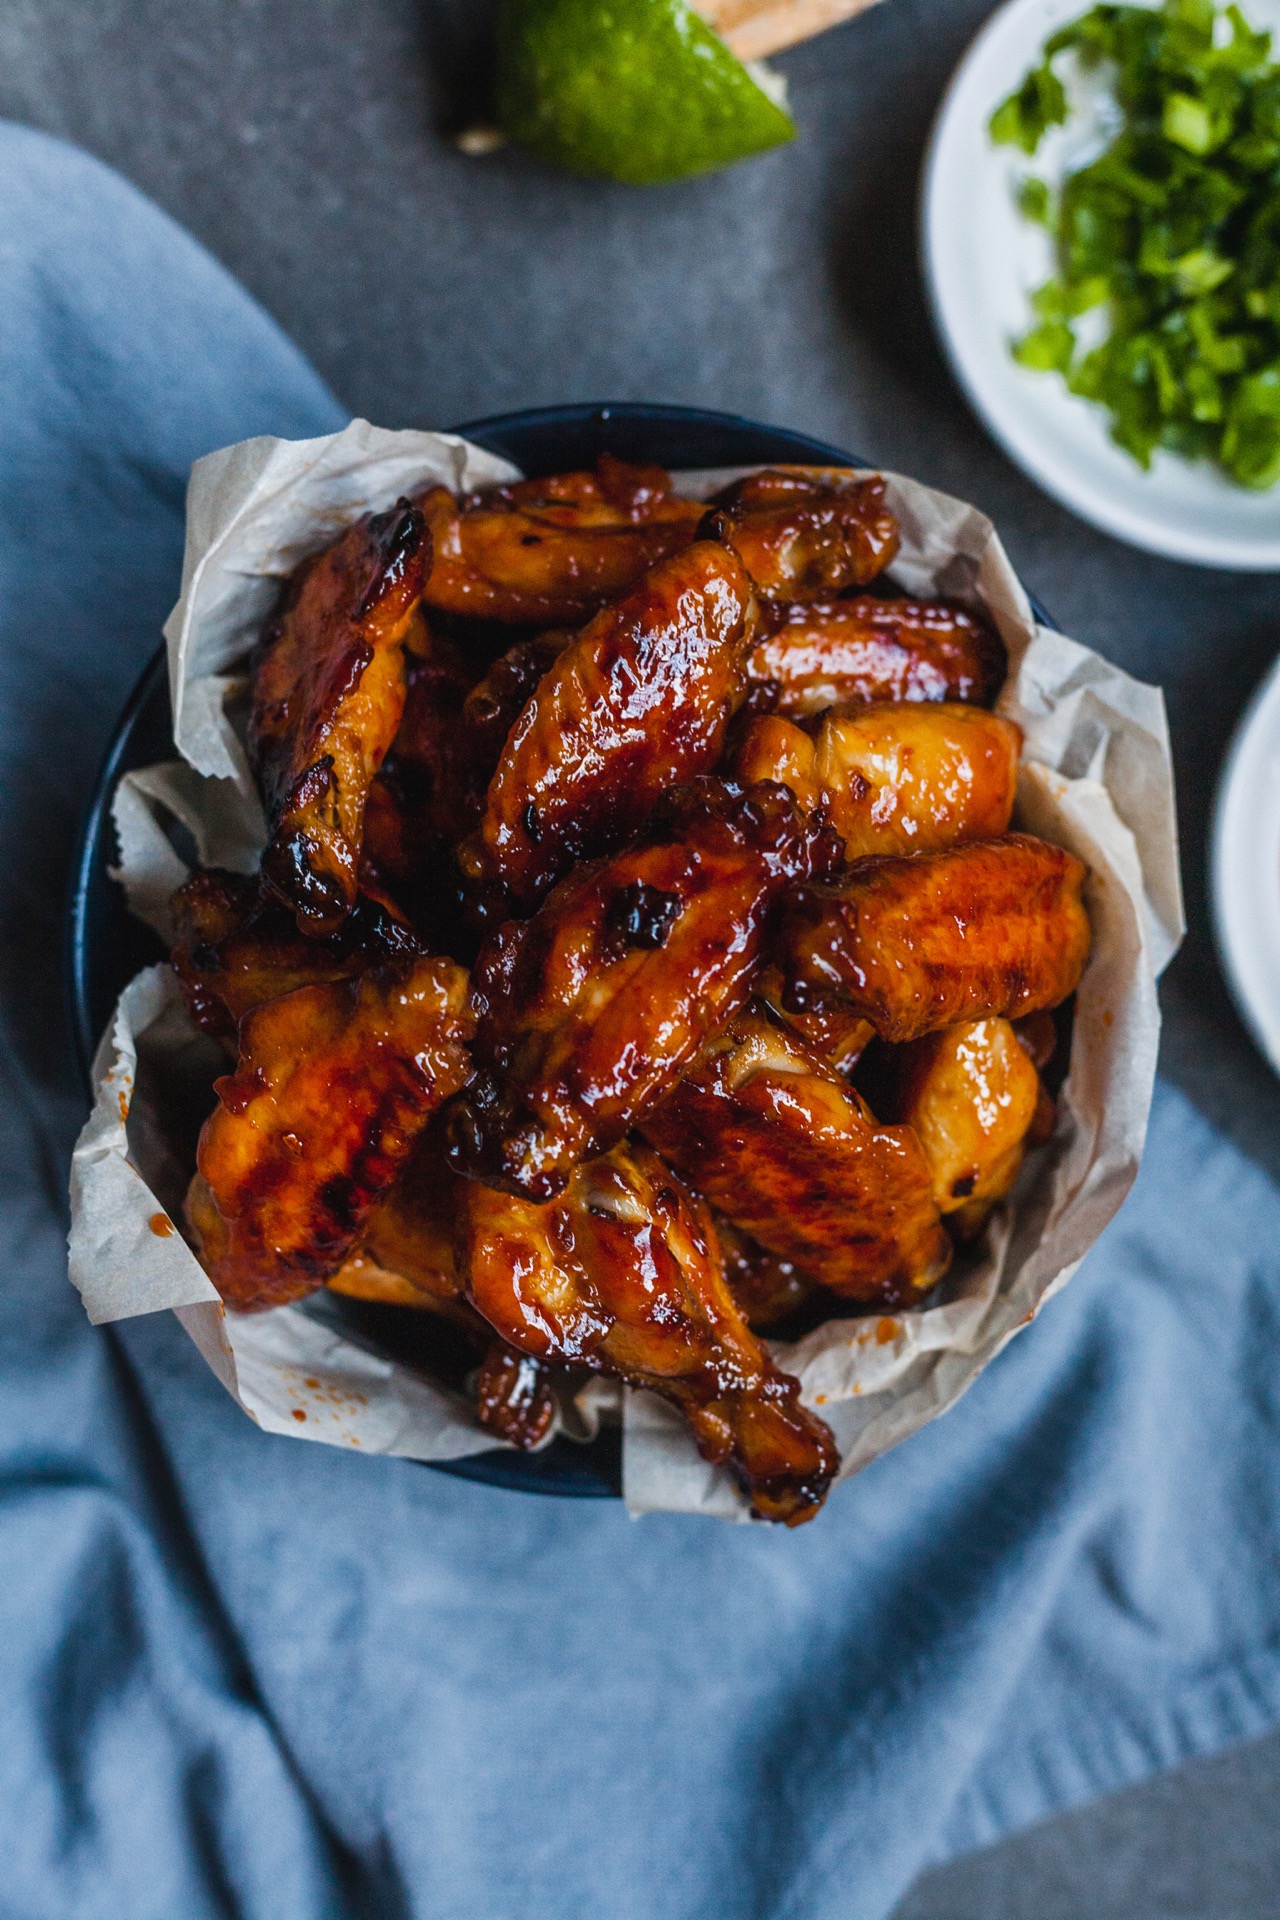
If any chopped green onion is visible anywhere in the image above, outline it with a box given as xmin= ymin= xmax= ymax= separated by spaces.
xmin=990 ymin=0 xmax=1280 ymax=489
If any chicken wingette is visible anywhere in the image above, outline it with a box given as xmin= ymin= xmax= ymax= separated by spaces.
xmin=459 ymin=541 xmax=756 ymax=907
xmin=704 ymin=468 xmax=899 ymax=599
xmin=418 ymin=453 xmax=704 ymax=625
xmin=746 ymin=596 xmax=1005 ymax=716
xmin=731 ymin=702 xmax=1021 ymax=859
xmin=250 ymin=499 xmax=430 ymax=934
xmin=779 ymin=834 xmax=1091 ymax=1043
xmin=187 ymin=956 xmax=473 ymax=1311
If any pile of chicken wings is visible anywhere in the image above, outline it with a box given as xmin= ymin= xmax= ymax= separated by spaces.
xmin=171 ymin=455 xmax=1090 ymax=1525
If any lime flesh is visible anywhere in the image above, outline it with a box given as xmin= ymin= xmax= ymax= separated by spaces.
xmin=495 ymin=0 xmax=796 ymax=186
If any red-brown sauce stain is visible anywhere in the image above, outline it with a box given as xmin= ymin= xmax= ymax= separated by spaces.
xmin=876 ymin=1317 xmax=899 ymax=1344
xmin=292 ymin=1408 xmax=308 ymax=1422
xmin=149 ymin=1212 xmax=174 ymax=1238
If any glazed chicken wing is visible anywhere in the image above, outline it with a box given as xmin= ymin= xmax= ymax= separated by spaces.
xmin=250 ymin=499 xmax=430 ymax=935
xmin=170 ymin=866 xmax=424 ymax=1040
xmin=188 ymin=955 xmax=474 ymax=1311
xmin=747 ymin=597 xmax=1006 ymax=717
xmin=779 ymin=834 xmax=1091 ymax=1043
xmin=459 ymin=541 xmax=756 ymax=907
xmin=861 ymin=1018 xmax=1043 ymax=1238
xmin=418 ymin=453 xmax=704 ymax=625
xmin=459 ymin=1140 xmax=839 ymax=1523
xmin=643 ymin=1005 xmax=951 ymax=1304
xmin=704 ymin=468 xmax=899 ymax=600
xmin=448 ymin=779 xmax=841 ymax=1200
xmin=731 ymin=703 xmax=1021 ymax=859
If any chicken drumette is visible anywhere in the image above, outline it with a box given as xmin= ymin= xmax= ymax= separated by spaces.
xmin=459 ymin=1139 xmax=838 ymax=1524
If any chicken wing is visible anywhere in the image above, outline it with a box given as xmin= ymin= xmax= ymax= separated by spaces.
xmin=730 ymin=703 xmax=1021 ymax=858
xmin=459 ymin=1140 xmax=839 ymax=1524
xmin=170 ymin=866 xmax=424 ymax=1040
xmin=250 ymin=499 xmax=430 ymax=934
xmin=703 ymin=468 xmax=899 ymax=600
xmin=448 ymin=779 xmax=841 ymax=1200
xmin=418 ymin=453 xmax=705 ymax=625
xmin=747 ymin=596 xmax=1005 ymax=717
xmin=458 ymin=541 xmax=756 ymax=907
xmin=643 ymin=1005 xmax=951 ymax=1304
xmin=779 ymin=834 xmax=1091 ymax=1043
xmin=188 ymin=955 xmax=474 ymax=1311
xmin=862 ymin=1019 xmax=1043 ymax=1237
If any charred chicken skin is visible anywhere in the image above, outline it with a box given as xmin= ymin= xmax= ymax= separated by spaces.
xmin=459 ymin=1139 xmax=838 ymax=1523
xmin=746 ymin=597 xmax=1006 ymax=718
xmin=170 ymin=866 xmax=424 ymax=1040
xmin=448 ymin=779 xmax=842 ymax=1201
xmin=188 ymin=956 xmax=474 ymax=1311
xmin=703 ymin=468 xmax=900 ymax=601
xmin=643 ymin=1005 xmax=951 ymax=1305
xmin=779 ymin=834 xmax=1091 ymax=1043
xmin=417 ymin=453 xmax=705 ymax=625
xmin=250 ymin=499 xmax=430 ymax=935
xmin=731 ymin=703 xmax=1021 ymax=859
xmin=459 ymin=541 xmax=756 ymax=908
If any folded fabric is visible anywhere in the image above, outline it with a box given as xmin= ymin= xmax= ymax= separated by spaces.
xmin=4 ymin=120 xmax=1280 ymax=1920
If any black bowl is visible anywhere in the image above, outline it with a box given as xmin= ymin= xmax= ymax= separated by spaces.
xmin=67 ymin=402 xmax=860 ymax=1500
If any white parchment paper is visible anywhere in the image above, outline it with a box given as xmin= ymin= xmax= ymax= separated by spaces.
xmin=67 ymin=419 xmax=1182 ymax=1517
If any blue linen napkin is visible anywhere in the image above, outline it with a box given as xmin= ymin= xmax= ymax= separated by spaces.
xmin=5 ymin=118 xmax=1280 ymax=1920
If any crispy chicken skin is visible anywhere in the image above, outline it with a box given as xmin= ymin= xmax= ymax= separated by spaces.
xmin=779 ymin=834 xmax=1091 ymax=1043
xmin=417 ymin=454 xmax=705 ymax=625
xmin=459 ymin=1140 xmax=838 ymax=1523
xmin=448 ymin=779 xmax=842 ymax=1201
xmin=862 ymin=1018 xmax=1043 ymax=1233
xmin=747 ymin=597 xmax=1006 ymax=717
xmin=643 ymin=1006 xmax=951 ymax=1304
xmin=703 ymin=468 xmax=899 ymax=601
xmin=251 ymin=500 xmax=430 ymax=935
xmin=170 ymin=867 xmax=424 ymax=1039
xmin=731 ymin=703 xmax=1021 ymax=859
xmin=459 ymin=541 xmax=756 ymax=908
xmin=188 ymin=956 xmax=474 ymax=1311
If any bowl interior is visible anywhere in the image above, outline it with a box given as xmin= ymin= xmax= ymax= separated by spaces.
xmin=66 ymin=403 xmax=856 ymax=1500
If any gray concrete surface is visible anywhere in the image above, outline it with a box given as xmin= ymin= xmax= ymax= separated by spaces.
xmin=3 ymin=0 xmax=1280 ymax=1908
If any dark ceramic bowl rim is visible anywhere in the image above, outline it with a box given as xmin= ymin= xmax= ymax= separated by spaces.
xmin=66 ymin=400 xmax=1049 ymax=1501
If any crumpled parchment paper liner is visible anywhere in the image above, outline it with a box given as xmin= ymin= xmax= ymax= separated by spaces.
xmin=67 ymin=419 xmax=1182 ymax=1520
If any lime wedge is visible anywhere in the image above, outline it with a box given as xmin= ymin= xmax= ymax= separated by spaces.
xmin=495 ymin=0 xmax=795 ymax=186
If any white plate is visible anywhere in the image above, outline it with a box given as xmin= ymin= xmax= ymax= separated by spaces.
xmin=922 ymin=0 xmax=1280 ymax=569
xmin=1212 ymin=653 xmax=1280 ymax=1072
